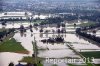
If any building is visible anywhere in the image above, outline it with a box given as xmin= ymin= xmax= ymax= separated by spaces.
xmin=0 ymin=12 xmax=32 ymax=20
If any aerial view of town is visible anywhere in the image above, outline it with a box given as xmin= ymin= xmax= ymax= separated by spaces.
xmin=0 ymin=0 xmax=100 ymax=66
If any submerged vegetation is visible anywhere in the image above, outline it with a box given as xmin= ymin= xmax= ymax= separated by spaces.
xmin=19 ymin=56 xmax=43 ymax=66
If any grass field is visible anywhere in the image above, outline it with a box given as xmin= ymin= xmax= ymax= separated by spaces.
xmin=80 ymin=51 xmax=100 ymax=58
xmin=79 ymin=22 xmax=96 ymax=27
xmin=12 ymin=20 xmax=47 ymax=24
xmin=19 ymin=41 xmax=43 ymax=66
xmin=52 ymin=64 xmax=58 ymax=66
xmin=0 ymin=38 xmax=29 ymax=54
xmin=19 ymin=56 xmax=43 ymax=66
xmin=67 ymin=22 xmax=96 ymax=27
xmin=68 ymin=64 xmax=87 ymax=66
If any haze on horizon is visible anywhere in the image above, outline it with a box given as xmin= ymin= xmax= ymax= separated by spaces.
xmin=1 ymin=0 xmax=100 ymax=12
xmin=2 ymin=0 xmax=98 ymax=3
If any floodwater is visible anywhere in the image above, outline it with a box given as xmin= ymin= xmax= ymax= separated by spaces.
xmin=33 ymin=15 xmax=51 ymax=19
xmin=87 ymin=30 xmax=100 ymax=37
xmin=0 ymin=22 xmax=100 ymax=66
xmin=0 ymin=29 xmax=35 ymax=66
xmin=0 ymin=52 xmax=27 ymax=66
xmin=93 ymin=30 xmax=100 ymax=37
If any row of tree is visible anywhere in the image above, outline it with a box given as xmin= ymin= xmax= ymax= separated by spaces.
xmin=80 ymin=22 xmax=100 ymax=31
xmin=76 ymin=29 xmax=100 ymax=44
xmin=9 ymin=62 xmax=37 ymax=66
xmin=39 ymin=28 xmax=66 ymax=33
xmin=0 ymin=29 xmax=15 ymax=42
xmin=76 ymin=23 xmax=100 ymax=45
xmin=41 ymin=36 xmax=64 ymax=43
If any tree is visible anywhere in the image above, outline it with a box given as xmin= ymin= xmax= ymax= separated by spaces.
xmin=62 ymin=23 xmax=65 ymax=27
xmin=45 ymin=30 xmax=49 ymax=34
xmin=20 ymin=25 xmax=25 ymax=33
xmin=8 ymin=62 xmax=14 ymax=66
xmin=57 ymin=29 xmax=60 ymax=33
xmin=40 ymin=28 xmax=43 ymax=33
xmin=92 ymin=30 xmax=96 ymax=34
xmin=34 ymin=23 xmax=39 ymax=27
xmin=52 ymin=29 xmax=55 ymax=34
xmin=74 ymin=23 xmax=76 ymax=28
xmin=2 ymin=21 xmax=7 ymax=26
xmin=47 ymin=17 xmax=63 ymax=24
xmin=57 ymin=23 xmax=60 ymax=28
xmin=29 ymin=24 xmax=33 ymax=29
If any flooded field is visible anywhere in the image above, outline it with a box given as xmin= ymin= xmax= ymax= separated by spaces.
xmin=0 ymin=22 xmax=100 ymax=66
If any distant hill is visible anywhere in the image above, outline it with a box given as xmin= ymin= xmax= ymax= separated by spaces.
xmin=1 ymin=0 xmax=99 ymax=12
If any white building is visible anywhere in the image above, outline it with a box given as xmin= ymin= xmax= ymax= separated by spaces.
xmin=0 ymin=12 xmax=32 ymax=20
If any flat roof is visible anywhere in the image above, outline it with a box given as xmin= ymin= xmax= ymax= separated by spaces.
xmin=0 ymin=12 xmax=32 ymax=17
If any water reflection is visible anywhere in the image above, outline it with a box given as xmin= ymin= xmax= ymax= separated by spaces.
xmin=45 ymin=34 xmax=48 ymax=38
xmin=40 ymin=33 xmax=43 ymax=38
xmin=37 ymin=33 xmax=100 ymax=59
xmin=24 ymin=33 xmax=27 ymax=37
xmin=31 ymin=33 xmax=33 ymax=37
xmin=0 ymin=22 xmax=100 ymax=66
xmin=20 ymin=32 xmax=24 ymax=37
xmin=76 ymin=34 xmax=100 ymax=47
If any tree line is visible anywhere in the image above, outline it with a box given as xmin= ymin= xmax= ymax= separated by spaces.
xmin=0 ymin=29 xmax=15 ymax=42
xmin=76 ymin=23 xmax=100 ymax=45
